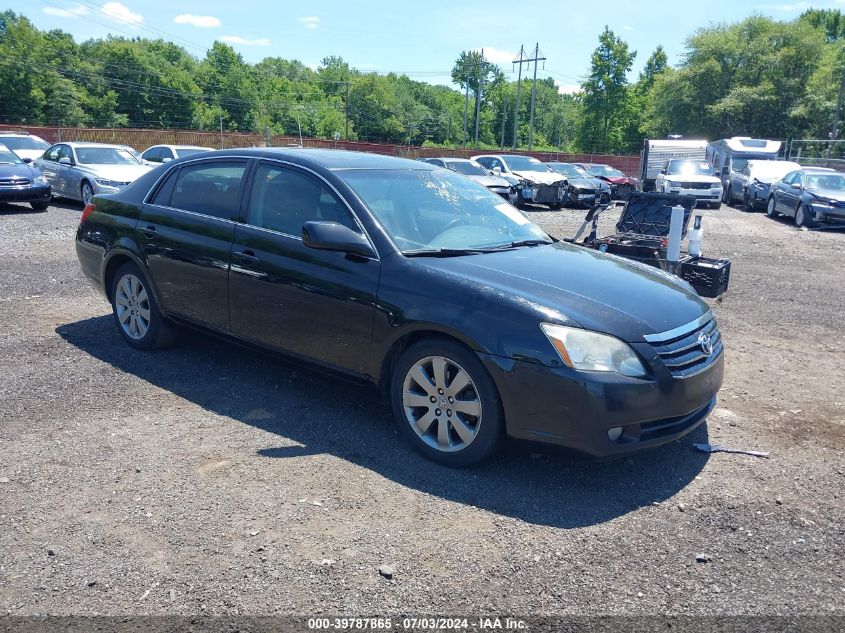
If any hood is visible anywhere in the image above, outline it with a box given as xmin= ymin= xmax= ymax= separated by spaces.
xmin=565 ymin=177 xmax=598 ymax=191
xmin=665 ymin=174 xmax=720 ymax=184
xmin=12 ymin=149 xmax=47 ymax=162
xmin=0 ymin=162 xmax=42 ymax=181
xmin=415 ymin=243 xmax=708 ymax=342
xmin=513 ymin=170 xmax=565 ymax=185
xmin=602 ymin=175 xmax=638 ymax=185
xmin=807 ymin=188 xmax=845 ymax=202
xmin=76 ymin=163 xmax=152 ymax=182
xmin=467 ymin=174 xmax=511 ymax=188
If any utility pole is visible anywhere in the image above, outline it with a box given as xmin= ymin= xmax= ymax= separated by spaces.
xmin=527 ymin=42 xmax=546 ymax=151
xmin=828 ymin=61 xmax=845 ymax=157
xmin=344 ymin=81 xmax=350 ymax=140
xmin=511 ymin=45 xmax=526 ymax=149
xmin=473 ymin=49 xmax=484 ymax=147
xmin=463 ymin=83 xmax=469 ymax=147
xmin=500 ymin=97 xmax=508 ymax=150
xmin=219 ymin=114 xmax=224 ymax=149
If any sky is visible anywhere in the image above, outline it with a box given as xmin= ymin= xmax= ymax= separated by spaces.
xmin=7 ymin=0 xmax=843 ymax=92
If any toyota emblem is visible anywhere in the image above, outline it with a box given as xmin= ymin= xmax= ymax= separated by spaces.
xmin=698 ymin=332 xmax=713 ymax=356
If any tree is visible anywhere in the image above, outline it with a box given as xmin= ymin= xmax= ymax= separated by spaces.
xmin=577 ymin=27 xmax=636 ymax=153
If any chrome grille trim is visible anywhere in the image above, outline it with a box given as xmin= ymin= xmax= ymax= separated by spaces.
xmin=643 ymin=311 xmax=713 ymax=344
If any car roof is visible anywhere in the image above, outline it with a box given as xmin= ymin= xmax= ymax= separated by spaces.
xmin=196 ymin=148 xmax=436 ymax=171
xmin=148 ymin=144 xmax=212 ymax=150
xmin=802 ymin=168 xmax=839 ymax=174
xmin=60 ymin=141 xmax=130 ymax=148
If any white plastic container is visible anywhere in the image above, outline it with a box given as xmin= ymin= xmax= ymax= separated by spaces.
xmin=688 ymin=215 xmax=703 ymax=257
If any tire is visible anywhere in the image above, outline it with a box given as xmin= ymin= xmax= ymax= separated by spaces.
xmin=617 ymin=183 xmax=634 ymax=201
xmin=722 ymin=186 xmax=731 ymax=204
xmin=81 ymin=181 xmax=94 ymax=206
xmin=515 ymin=190 xmax=528 ymax=209
xmin=766 ymin=196 xmax=779 ymax=218
xmin=110 ymin=262 xmax=175 ymax=350
xmin=390 ymin=337 xmax=504 ymax=467
xmin=30 ymin=200 xmax=48 ymax=211
xmin=795 ymin=204 xmax=819 ymax=229
xmin=548 ymin=202 xmax=562 ymax=210
xmin=742 ymin=190 xmax=754 ymax=212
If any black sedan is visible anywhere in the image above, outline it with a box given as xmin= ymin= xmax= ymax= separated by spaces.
xmin=546 ymin=162 xmax=612 ymax=206
xmin=766 ymin=168 xmax=845 ymax=228
xmin=0 ymin=144 xmax=51 ymax=211
xmin=75 ymin=149 xmax=724 ymax=466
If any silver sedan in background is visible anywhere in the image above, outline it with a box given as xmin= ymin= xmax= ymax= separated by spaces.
xmin=35 ymin=142 xmax=152 ymax=205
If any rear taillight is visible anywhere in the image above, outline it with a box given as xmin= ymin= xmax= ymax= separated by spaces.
xmin=81 ymin=203 xmax=95 ymax=223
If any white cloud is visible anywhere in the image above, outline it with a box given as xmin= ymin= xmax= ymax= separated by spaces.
xmin=622 ymin=25 xmax=634 ymax=31
xmin=221 ymin=35 xmax=271 ymax=46
xmin=174 ymin=14 xmax=220 ymax=28
xmin=554 ymin=80 xmax=582 ymax=95
xmin=101 ymin=2 xmax=143 ymax=25
xmin=43 ymin=3 xmax=88 ymax=17
xmin=299 ymin=16 xmax=320 ymax=29
xmin=473 ymin=47 xmax=515 ymax=65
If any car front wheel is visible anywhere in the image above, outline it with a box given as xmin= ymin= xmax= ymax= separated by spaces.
xmin=110 ymin=262 xmax=175 ymax=350
xmin=81 ymin=181 xmax=94 ymax=206
xmin=795 ymin=204 xmax=819 ymax=229
xmin=766 ymin=197 xmax=779 ymax=218
xmin=391 ymin=338 xmax=503 ymax=467
xmin=30 ymin=201 xmax=48 ymax=212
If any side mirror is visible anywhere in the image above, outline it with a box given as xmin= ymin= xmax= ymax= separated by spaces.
xmin=302 ymin=221 xmax=375 ymax=258
xmin=791 ymin=182 xmax=802 ymax=190
xmin=162 ymin=157 xmax=172 ymax=163
xmin=659 ymin=169 xmax=666 ymax=175
xmin=22 ymin=157 xmax=33 ymax=164
xmin=492 ymin=166 xmax=502 ymax=175
xmin=58 ymin=157 xmax=73 ymax=166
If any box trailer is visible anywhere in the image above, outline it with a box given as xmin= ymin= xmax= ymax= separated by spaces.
xmin=640 ymin=139 xmax=708 ymax=192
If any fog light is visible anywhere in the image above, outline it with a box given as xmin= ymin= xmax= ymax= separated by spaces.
xmin=607 ymin=426 xmax=623 ymax=442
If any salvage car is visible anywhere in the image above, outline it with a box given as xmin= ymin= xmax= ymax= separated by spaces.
xmin=729 ymin=159 xmax=801 ymax=210
xmin=575 ymin=163 xmax=639 ymax=200
xmin=0 ymin=143 xmax=51 ymax=211
xmin=0 ymin=131 xmax=51 ymax=162
xmin=76 ymin=149 xmax=724 ymax=466
xmin=654 ymin=159 xmax=723 ymax=208
xmin=420 ymin=157 xmax=517 ymax=204
xmin=766 ymin=168 xmax=845 ymax=228
xmin=472 ymin=154 xmax=566 ymax=209
xmin=36 ymin=142 xmax=152 ymax=205
xmin=546 ymin=162 xmax=611 ymax=206
xmin=141 ymin=144 xmax=214 ymax=164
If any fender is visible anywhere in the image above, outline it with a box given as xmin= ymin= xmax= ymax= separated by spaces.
xmin=101 ymin=240 xmax=167 ymax=316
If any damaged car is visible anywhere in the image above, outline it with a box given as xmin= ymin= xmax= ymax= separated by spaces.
xmin=420 ymin=157 xmax=517 ymax=204
xmin=576 ymin=163 xmax=639 ymax=201
xmin=472 ymin=154 xmax=566 ymax=209
xmin=547 ymin=161 xmax=612 ymax=207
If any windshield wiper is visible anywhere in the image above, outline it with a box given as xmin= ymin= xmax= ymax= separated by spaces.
xmin=505 ymin=239 xmax=553 ymax=248
xmin=403 ymin=247 xmax=493 ymax=257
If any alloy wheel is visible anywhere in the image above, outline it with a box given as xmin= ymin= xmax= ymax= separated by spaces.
xmin=402 ymin=355 xmax=482 ymax=453
xmin=114 ymin=273 xmax=151 ymax=340
xmin=82 ymin=182 xmax=93 ymax=205
xmin=766 ymin=197 xmax=777 ymax=217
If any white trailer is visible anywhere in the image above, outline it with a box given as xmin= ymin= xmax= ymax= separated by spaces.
xmin=706 ymin=137 xmax=782 ymax=201
xmin=640 ymin=139 xmax=708 ymax=191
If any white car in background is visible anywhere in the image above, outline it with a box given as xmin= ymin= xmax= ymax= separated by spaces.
xmin=472 ymin=154 xmax=567 ymax=209
xmin=0 ymin=131 xmax=51 ymax=162
xmin=141 ymin=144 xmax=213 ymax=164
xmin=655 ymin=159 xmax=723 ymax=209
xmin=729 ymin=159 xmax=802 ymax=211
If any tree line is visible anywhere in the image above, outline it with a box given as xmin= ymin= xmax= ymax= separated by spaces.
xmin=1 ymin=9 xmax=844 ymax=153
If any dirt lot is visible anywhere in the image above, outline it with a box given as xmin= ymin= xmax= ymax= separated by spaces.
xmin=0 ymin=197 xmax=843 ymax=617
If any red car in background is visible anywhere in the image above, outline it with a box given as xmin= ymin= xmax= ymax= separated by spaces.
xmin=576 ymin=163 xmax=640 ymax=200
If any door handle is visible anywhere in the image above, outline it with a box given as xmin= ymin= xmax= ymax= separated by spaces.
xmin=140 ymin=225 xmax=157 ymax=238
xmin=234 ymin=249 xmax=260 ymax=263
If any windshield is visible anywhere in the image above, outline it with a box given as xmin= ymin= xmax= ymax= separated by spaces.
xmin=806 ymin=173 xmax=845 ymax=191
xmin=667 ymin=160 xmax=714 ymax=176
xmin=75 ymin=147 xmax=142 ymax=165
xmin=340 ymin=169 xmax=550 ymax=252
xmin=0 ymin=136 xmax=49 ymax=151
xmin=549 ymin=163 xmax=589 ymax=178
xmin=501 ymin=156 xmax=551 ymax=173
xmin=445 ymin=160 xmax=488 ymax=176
xmin=175 ymin=148 xmax=208 ymax=158
xmin=750 ymin=162 xmax=800 ymax=181
xmin=0 ymin=146 xmax=24 ymax=164
xmin=586 ymin=164 xmax=624 ymax=178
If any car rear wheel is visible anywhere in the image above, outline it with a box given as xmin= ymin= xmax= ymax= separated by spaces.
xmin=391 ymin=338 xmax=503 ymax=467
xmin=795 ymin=204 xmax=819 ymax=229
xmin=81 ymin=181 xmax=94 ymax=206
xmin=766 ymin=197 xmax=779 ymax=218
xmin=110 ymin=262 xmax=175 ymax=350
xmin=30 ymin=201 xmax=48 ymax=212
xmin=548 ymin=202 xmax=562 ymax=210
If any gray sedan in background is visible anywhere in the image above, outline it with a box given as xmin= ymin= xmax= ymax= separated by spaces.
xmin=35 ymin=142 xmax=152 ymax=205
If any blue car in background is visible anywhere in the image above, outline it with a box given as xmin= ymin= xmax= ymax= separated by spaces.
xmin=0 ymin=143 xmax=51 ymax=211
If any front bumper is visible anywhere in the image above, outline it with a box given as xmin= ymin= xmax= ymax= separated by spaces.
xmin=479 ymin=349 xmax=724 ymax=457
xmin=489 ymin=185 xmax=518 ymax=205
xmin=522 ymin=183 xmax=565 ymax=204
xmin=566 ymin=188 xmax=600 ymax=206
xmin=812 ymin=205 xmax=845 ymax=225
xmin=0 ymin=183 xmax=51 ymax=203
xmin=665 ymin=186 xmax=722 ymax=201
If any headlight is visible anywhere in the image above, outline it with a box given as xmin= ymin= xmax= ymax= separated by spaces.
xmin=95 ymin=178 xmax=125 ymax=188
xmin=33 ymin=175 xmax=48 ymax=185
xmin=540 ymin=323 xmax=646 ymax=377
xmin=519 ymin=179 xmax=532 ymax=188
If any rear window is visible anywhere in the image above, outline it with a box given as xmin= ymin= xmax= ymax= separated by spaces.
xmin=0 ymin=136 xmax=49 ymax=151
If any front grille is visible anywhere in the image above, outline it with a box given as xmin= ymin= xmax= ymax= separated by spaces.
xmin=535 ymin=183 xmax=564 ymax=203
xmin=679 ymin=182 xmax=712 ymax=190
xmin=646 ymin=314 xmax=723 ymax=378
xmin=0 ymin=177 xmax=31 ymax=187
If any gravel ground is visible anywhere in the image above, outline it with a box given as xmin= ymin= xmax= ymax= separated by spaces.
xmin=0 ymin=197 xmax=843 ymax=617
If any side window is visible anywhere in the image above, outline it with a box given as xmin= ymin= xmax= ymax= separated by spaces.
xmin=488 ymin=158 xmax=503 ymax=171
xmin=783 ymin=171 xmax=798 ymax=185
xmin=169 ymin=161 xmax=247 ymax=219
xmin=142 ymin=148 xmax=161 ymax=163
xmin=150 ymin=168 xmax=179 ymax=206
xmin=57 ymin=145 xmax=73 ymax=163
xmin=44 ymin=145 xmax=61 ymax=162
xmin=741 ymin=164 xmax=750 ymax=177
xmin=475 ymin=157 xmax=491 ymax=169
xmin=247 ymin=163 xmax=359 ymax=237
